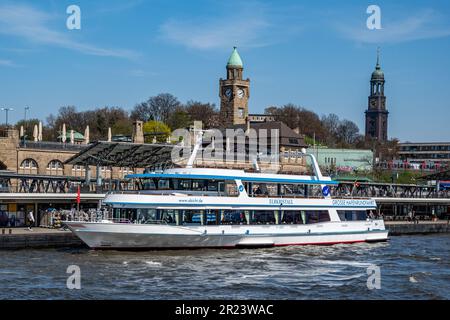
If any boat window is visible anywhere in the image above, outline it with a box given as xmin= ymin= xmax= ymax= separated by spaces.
xmin=113 ymin=208 xmax=137 ymax=223
xmin=182 ymin=210 xmax=202 ymax=225
xmin=136 ymin=209 xmax=157 ymax=223
xmin=159 ymin=180 xmax=170 ymax=189
xmin=160 ymin=209 xmax=176 ymax=224
xmin=337 ymin=210 xmax=367 ymax=221
xmin=221 ymin=210 xmax=246 ymax=224
xmin=142 ymin=179 xmax=156 ymax=190
xmin=304 ymin=210 xmax=330 ymax=224
xmin=252 ymin=210 xmax=276 ymax=224
xmin=225 ymin=181 xmax=239 ymax=197
xmin=281 ymin=211 xmax=303 ymax=224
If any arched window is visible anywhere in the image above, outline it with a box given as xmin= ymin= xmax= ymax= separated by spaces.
xmin=47 ymin=160 xmax=64 ymax=176
xmin=20 ymin=158 xmax=38 ymax=174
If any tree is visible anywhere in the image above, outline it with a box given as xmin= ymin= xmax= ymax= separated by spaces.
xmin=143 ymin=120 xmax=171 ymax=143
xmin=130 ymin=102 xmax=153 ymax=122
xmin=336 ymin=120 xmax=360 ymax=145
xmin=184 ymin=100 xmax=218 ymax=128
xmin=131 ymin=93 xmax=181 ymax=123
xmin=46 ymin=106 xmax=131 ymax=141
xmin=15 ymin=118 xmax=40 ymax=138
xmin=112 ymin=118 xmax=133 ymax=136
xmin=167 ymin=107 xmax=191 ymax=130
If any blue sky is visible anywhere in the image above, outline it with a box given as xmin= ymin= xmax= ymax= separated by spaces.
xmin=0 ymin=0 xmax=449 ymax=142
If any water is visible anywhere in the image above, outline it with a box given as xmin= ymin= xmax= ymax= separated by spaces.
xmin=0 ymin=235 xmax=449 ymax=300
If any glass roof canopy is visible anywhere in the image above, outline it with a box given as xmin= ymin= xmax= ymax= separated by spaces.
xmin=64 ymin=141 xmax=175 ymax=168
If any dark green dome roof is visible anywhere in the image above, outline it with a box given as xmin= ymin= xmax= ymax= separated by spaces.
xmin=372 ymin=64 xmax=384 ymax=79
xmin=371 ymin=49 xmax=384 ymax=79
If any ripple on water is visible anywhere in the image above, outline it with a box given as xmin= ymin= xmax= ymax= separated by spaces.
xmin=0 ymin=234 xmax=449 ymax=299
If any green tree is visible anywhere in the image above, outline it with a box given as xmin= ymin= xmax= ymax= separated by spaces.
xmin=167 ymin=108 xmax=191 ymax=130
xmin=143 ymin=120 xmax=171 ymax=143
xmin=15 ymin=118 xmax=40 ymax=139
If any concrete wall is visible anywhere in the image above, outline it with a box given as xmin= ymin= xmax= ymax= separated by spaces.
xmin=0 ymin=232 xmax=84 ymax=249
xmin=386 ymin=222 xmax=450 ymax=235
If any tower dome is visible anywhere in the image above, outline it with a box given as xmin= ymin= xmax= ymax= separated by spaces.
xmin=371 ymin=49 xmax=384 ymax=80
xmin=227 ymin=47 xmax=243 ymax=68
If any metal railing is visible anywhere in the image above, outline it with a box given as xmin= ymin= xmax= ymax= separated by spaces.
xmin=20 ymin=140 xmax=89 ymax=151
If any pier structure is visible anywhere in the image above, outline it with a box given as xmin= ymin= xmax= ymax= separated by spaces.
xmin=1 ymin=128 xmax=450 ymax=227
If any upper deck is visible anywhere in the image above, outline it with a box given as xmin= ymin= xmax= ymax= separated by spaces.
xmin=126 ymin=167 xmax=338 ymax=186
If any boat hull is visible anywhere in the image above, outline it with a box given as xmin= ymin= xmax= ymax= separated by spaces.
xmin=65 ymin=220 xmax=389 ymax=250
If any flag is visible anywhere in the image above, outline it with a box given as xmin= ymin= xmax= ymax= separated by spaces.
xmin=76 ymin=185 xmax=81 ymax=204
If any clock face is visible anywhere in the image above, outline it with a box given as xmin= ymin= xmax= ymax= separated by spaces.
xmin=225 ymin=88 xmax=232 ymax=98
xmin=237 ymin=89 xmax=244 ymax=98
xmin=370 ymin=99 xmax=377 ymax=107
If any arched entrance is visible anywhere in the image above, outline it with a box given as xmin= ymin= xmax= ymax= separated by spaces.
xmin=0 ymin=161 xmax=6 ymax=170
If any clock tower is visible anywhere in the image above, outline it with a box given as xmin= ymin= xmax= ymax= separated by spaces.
xmin=219 ymin=47 xmax=250 ymax=126
xmin=365 ymin=49 xmax=388 ymax=142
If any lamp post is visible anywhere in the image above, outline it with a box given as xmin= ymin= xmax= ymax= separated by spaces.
xmin=23 ymin=106 xmax=30 ymax=145
xmin=1 ymin=107 xmax=13 ymax=127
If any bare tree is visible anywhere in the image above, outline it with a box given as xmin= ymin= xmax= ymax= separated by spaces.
xmin=131 ymin=93 xmax=181 ymax=123
xmin=184 ymin=100 xmax=218 ymax=128
xmin=336 ymin=120 xmax=360 ymax=145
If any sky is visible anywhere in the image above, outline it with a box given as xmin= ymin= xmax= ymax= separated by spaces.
xmin=0 ymin=0 xmax=449 ymax=142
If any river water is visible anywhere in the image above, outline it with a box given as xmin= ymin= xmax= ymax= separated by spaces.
xmin=0 ymin=235 xmax=449 ymax=300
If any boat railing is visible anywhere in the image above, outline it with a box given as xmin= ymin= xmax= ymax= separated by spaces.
xmin=108 ymin=190 xmax=374 ymax=200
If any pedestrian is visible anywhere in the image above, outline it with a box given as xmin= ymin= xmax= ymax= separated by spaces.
xmin=27 ymin=210 xmax=35 ymax=231
xmin=408 ymin=210 xmax=413 ymax=223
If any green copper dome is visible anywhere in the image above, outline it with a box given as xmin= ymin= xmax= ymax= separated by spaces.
xmin=227 ymin=47 xmax=243 ymax=67
xmin=371 ymin=49 xmax=384 ymax=79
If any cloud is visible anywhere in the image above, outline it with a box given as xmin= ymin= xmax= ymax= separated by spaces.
xmin=95 ymin=0 xmax=145 ymax=14
xmin=0 ymin=58 xmax=16 ymax=67
xmin=0 ymin=3 xmax=138 ymax=59
xmin=159 ymin=3 xmax=302 ymax=50
xmin=337 ymin=9 xmax=450 ymax=44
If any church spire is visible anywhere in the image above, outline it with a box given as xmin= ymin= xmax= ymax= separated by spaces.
xmin=376 ymin=47 xmax=381 ymax=69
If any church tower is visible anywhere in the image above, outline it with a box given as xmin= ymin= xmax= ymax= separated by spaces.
xmin=365 ymin=49 xmax=389 ymax=142
xmin=219 ymin=47 xmax=250 ymax=126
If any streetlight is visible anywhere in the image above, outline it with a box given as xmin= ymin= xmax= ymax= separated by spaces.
xmin=24 ymin=106 xmax=30 ymax=124
xmin=23 ymin=106 xmax=30 ymax=145
xmin=1 ymin=107 xmax=14 ymax=127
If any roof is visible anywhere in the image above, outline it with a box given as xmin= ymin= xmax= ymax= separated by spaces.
xmin=58 ymin=131 xmax=84 ymax=141
xmin=371 ymin=51 xmax=384 ymax=80
xmin=227 ymin=47 xmax=243 ymax=68
xmin=225 ymin=121 xmax=308 ymax=148
xmin=64 ymin=141 xmax=175 ymax=168
xmin=127 ymin=167 xmax=338 ymax=185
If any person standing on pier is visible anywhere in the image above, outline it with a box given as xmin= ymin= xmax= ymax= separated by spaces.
xmin=27 ymin=210 xmax=35 ymax=231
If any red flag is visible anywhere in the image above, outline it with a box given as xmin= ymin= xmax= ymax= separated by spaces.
xmin=76 ymin=185 xmax=81 ymax=204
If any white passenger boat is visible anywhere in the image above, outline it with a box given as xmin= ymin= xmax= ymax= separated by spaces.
xmin=65 ymin=135 xmax=388 ymax=249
